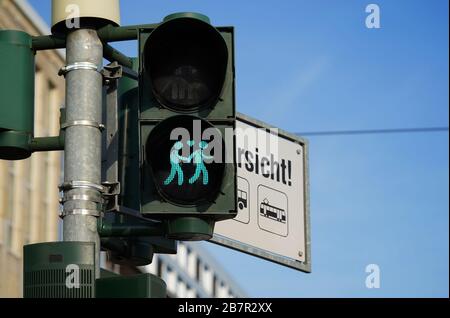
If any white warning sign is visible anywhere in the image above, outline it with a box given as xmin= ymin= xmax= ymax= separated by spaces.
xmin=210 ymin=114 xmax=311 ymax=273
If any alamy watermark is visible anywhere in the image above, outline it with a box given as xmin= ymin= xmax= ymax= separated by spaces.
xmin=65 ymin=4 xmax=80 ymax=29
xmin=365 ymin=263 xmax=381 ymax=289
xmin=65 ymin=264 xmax=80 ymax=289
xmin=365 ymin=4 xmax=381 ymax=29
xmin=169 ymin=121 xmax=280 ymax=165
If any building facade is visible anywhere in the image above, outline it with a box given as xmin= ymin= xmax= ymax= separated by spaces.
xmin=0 ymin=0 xmax=65 ymax=297
xmin=140 ymin=242 xmax=247 ymax=298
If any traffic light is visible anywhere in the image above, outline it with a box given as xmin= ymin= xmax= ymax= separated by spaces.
xmin=0 ymin=30 xmax=35 ymax=160
xmin=136 ymin=13 xmax=237 ymax=240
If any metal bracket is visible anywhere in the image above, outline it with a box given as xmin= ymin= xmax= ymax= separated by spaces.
xmin=58 ymin=62 xmax=101 ymax=77
xmin=59 ymin=180 xmax=120 ymax=195
xmin=59 ymin=180 xmax=120 ymax=194
xmin=61 ymin=120 xmax=105 ymax=131
xmin=59 ymin=193 xmax=104 ymax=204
xmin=59 ymin=180 xmax=121 ymax=212
xmin=60 ymin=208 xmax=103 ymax=218
xmin=101 ymin=61 xmax=122 ymax=212
xmin=107 ymin=205 xmax=160 ymax=224
xmin=102 ymin=61 xmax=123 ymax=82
xmin=59 ymin=180 xmax=115 ymax=217
xmin=59 ymin=180 xmax=106 ymax=192
xmin=101 ymin=181 xmax=121 ymax=212
xmin=102 ymin=181 xmax=121 ymax=197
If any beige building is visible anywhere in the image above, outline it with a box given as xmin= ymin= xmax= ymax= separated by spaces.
xmin=0 ymin=0 xmax=64 ymax=297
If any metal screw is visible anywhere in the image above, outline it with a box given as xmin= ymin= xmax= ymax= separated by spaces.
xmin=296 ymin=149 xmax=301 ymax=155
xmin=298 ymin=251 xmax=303 ymax=257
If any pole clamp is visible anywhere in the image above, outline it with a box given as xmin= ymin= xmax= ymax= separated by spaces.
xmin=59 ymin=193 xmax=104 ymax=204
xmin=61 ymin=120 xmax=105 ymax=131
xmin=58 ymin=62 xmax=101 ymax=76
xmin=102 ymin=62 xmax=123 ymax=81
xmin=60 ymin=208 xmax=102 ymax=218
xmin=59 ymin=180 xmax=106 ymax=192
xmin=59 ymin=181 xmax=104 ymax=218
xmin=59 ymin=181 xmax=120 ymax=215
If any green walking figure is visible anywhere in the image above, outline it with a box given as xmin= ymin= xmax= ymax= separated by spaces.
xmin=188 ymin=141 xmax=214 ymax=185
xmin=164 ymin=141 xmax=190 ymax=186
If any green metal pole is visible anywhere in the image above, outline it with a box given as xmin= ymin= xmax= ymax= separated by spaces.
xmin=29 ymin=135 xmax=64 ymax=152
xmin=103 ymin=43 xmax=133 ymax=68
xmin=97 ymin=23 xmax=159 ymax=42
xmin=31 ymin=34 xmax=65 ymax=50
xmin=32 ymin=23 xmax=160 ymax=51
xmin=98 ymin=220 xmax=165 ymax=237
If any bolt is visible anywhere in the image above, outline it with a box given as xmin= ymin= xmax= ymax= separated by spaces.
xmin=298 ymin=251 xmax=303 ymax=257
xmin=296 ymin=149 xmax=301 ymax=155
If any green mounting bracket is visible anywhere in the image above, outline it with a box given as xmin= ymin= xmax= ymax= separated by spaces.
xmin=29 ymin=134 xmax=65 ymax=152
xmin=96 ymin=273 xmax=167 ymax=298
xmin=166 ymin=217 xmax=215 ymax=241
xmin=0 ymin=108 xmax=65 ymax=160
xmin=101 ymin=237 xmax=155 ymax=267
xmin=0 ymin=131 xmax=64 ymax=159
xmin=98 ymin=217 xmax=166 ymax=237
xmin=98 ymin=212 xmax=176 ymax=267
xmin=31 ymin=23 xmax=160 ymax=51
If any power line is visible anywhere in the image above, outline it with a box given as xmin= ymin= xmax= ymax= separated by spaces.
xmin=294 ymin=126 xmax=449 ymax=137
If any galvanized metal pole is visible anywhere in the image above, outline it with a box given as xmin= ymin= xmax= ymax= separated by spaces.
xmin=62 ymin=28 xmax=103 ymax=278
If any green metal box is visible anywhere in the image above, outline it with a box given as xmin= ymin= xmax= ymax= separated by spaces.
xmin=23 ymin=242 xmax=96 ymax=298
xmin=0 ymin=30 xmax=35 ymax=160
xmin=96 ymin=273 xmax=167 ymax=298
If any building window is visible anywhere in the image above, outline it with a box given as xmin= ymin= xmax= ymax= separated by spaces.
xmin=4 ymin=162 xmax=15 ymax=250
xmin=196 ymin=258 xmax=201 ymax=281
xmin=38 ymin=154 xmax=47 ymax=239
xmin=157 ymin=257 xmax=163 ymax=278
xmin=212 ymin=274 xmax=217 ymax=297
xmin=4 ymin=219 xmax=13 ymax=250
xmin=23 ymin=159 xmax=32 ymax=245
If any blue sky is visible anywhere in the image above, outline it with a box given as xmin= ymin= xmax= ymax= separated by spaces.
xmin=28 ymin=0 xmax=449 ymax=297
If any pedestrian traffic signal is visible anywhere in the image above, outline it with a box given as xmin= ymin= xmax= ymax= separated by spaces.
xmin=145 ymin=115 xmax=226 ymax=205
xmin=136 ymin=13 xmax=237 ymax=240
xmin=143 ymin=14 xmax=228 ymax=113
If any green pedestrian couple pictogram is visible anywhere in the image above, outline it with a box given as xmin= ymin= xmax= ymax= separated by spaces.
xmin=164 ymin=140 xmax=213 ymax=186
